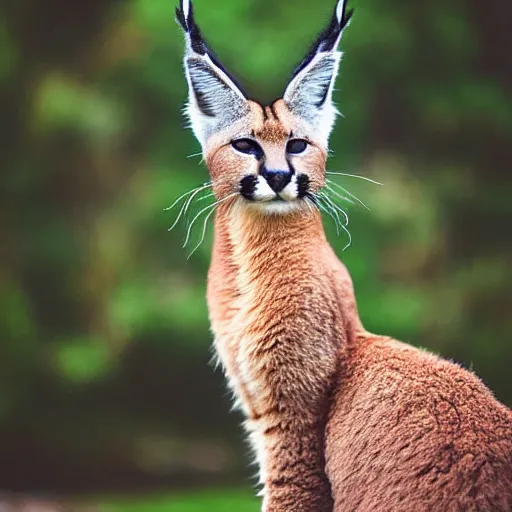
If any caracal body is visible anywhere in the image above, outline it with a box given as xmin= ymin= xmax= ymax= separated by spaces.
xmin=176 ymin=1 xmax=512 ymax=510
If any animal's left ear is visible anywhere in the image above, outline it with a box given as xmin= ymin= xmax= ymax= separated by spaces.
xmin=283 ymin=0 xmax=353 ymax=144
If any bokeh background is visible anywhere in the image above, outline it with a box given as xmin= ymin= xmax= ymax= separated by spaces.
xmin=1 ymin=0 xmax=511 ymax=509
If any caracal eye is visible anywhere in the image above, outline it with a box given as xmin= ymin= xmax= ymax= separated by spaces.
xmin=231 ymin=138 xmax=264 ymax=158
xmin=286 ymin=139 xmax=308 ymax=155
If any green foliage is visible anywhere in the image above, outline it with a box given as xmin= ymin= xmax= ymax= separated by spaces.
xmin=0 ymin=20 xmax=17 ymax=82
xmin=53 ymin=337 xmax=112 ymax=383
xmin=99 ymin=490 xmax=258 ymax=512
xmin=35 ymin=75 xmax=124 ymax=137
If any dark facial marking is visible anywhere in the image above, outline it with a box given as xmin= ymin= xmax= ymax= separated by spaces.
xmin=240 ymin=175 xmax=258 ymax=200
xmin=286 ymin=157 xmax=296 ymax=177
xmin=261 ymin=104 xmax=269 ymax=121
xmin=296 ymin=174 xmax=310 ymax=199
xmin=269 ymin=102 xmax=281 ymax=123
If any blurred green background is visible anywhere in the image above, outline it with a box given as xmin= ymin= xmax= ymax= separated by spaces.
xmin=1 ymin=0 xmax=511 ymax=509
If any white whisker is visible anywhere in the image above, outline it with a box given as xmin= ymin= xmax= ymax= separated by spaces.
xmin=340 ymin=222 xmax=352 ymax=251
xmin=318 ymin=192 xmax=352 ymax=250
xmin=318 ymin=194 xmax=342 ymax=236
xmin=183 ymin=193 xmax=238 ymax=250
xmin=318 ymin=193 xmax=341 ymax=235
xmin=187 ymin=151 xmax=204 ymax=160
xmin=326 ymin=180 xmax=357 ymax=206
xmin=326 ymin=171 xmax=383 ymax=186
xmin=303 ymin=197 xmax=315 ymax=217
xmin=164 ymin=182 xmax=210 ymax=212
xmin=187 ymin=206 xmax=217 ymax=259
xmin=168 ymin=183 xmax=212 ymax=232
xmin=196 ymin=192 xmax=215 ymax=202
xmin=328 ymin=180 xmax=370 ymax=211
xmin=322 ymin=192 xmax=349 ymax=226
xmin=183 ymin=203 xmax=217 ymax=249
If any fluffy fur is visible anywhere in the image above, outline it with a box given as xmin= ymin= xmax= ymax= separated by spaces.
xmin=176 ymin=1 xmax=512 ymax=510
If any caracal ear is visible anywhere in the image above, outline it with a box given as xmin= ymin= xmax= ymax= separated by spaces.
xmin=283 ymin=0 xmax=353 ymax=146
xmin=176 ymin=0 xmax=250 ymax=148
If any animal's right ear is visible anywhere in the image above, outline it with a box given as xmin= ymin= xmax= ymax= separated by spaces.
xmin=176 ymin=0 xmax=250 ymax=148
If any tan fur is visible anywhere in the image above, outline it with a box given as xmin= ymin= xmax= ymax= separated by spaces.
xmin=203 ymin=101 xmax=512 ymax=512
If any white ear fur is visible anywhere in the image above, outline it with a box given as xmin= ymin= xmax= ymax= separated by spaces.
xmin=184 ymin=54 xmax=249 ymax=147
xmin=182 ymin=0 xmax=190 ymax=20
xmin=284 ymin=52 xmax=342 ymax=145
xmin=283 ymin=0 xmax=353 ymax=146
xmin=336 ymin=0 xmax=347 ymax=25
xmin=177 ymin=0 xmax=249 ymax=147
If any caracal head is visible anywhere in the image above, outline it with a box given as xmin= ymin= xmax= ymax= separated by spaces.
xmin=176 ymin=0 xmax=353 ymax=215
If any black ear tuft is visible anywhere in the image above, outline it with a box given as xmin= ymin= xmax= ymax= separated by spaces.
xmin=175 ymin=3 xmax=187 ymax=32
xmin=292 ymin=0 xmax=353 ymax=79
xmin=176 ymin=0 xmax=208 ymax=55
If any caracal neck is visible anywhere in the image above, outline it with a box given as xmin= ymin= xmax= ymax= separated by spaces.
xmin=207 ymin=200 xmax=364 ymax=346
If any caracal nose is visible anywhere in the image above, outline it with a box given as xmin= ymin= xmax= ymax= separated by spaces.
xmin=260 ymin=169 xmax=293 ymax=193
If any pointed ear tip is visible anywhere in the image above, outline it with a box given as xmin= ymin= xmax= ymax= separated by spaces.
xmin=336 ymin=0 xmax=354 ymax=25
xmin=176 ymin=0 xmax=193 ymax=31
xmin=175 ymin=5 xmax=187 ymax=31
